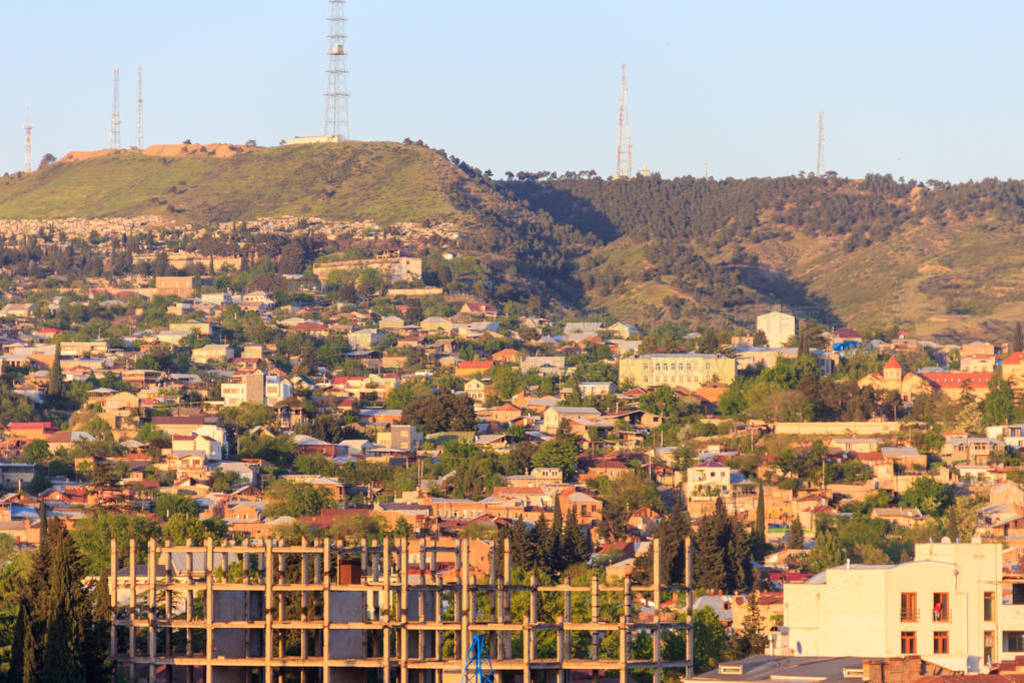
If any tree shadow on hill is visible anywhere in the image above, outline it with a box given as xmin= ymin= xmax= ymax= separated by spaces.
xmin=498 ymin=181 xmax=620 ymax=243
xmin=736 ymin=264 xmax=840 ymax=326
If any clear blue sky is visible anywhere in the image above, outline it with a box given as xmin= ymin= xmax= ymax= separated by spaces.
xmin=1 ymin=1 xmax=1020 ymax=181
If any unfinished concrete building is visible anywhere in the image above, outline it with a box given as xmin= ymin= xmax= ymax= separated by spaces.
xmin=109 ymin=536 xmax=692 ymax=682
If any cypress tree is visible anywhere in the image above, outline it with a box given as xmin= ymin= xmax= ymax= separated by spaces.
xmin=787 ymin=516 xmax=805 ymax=549
xmin=41 ymin=528 xmax=85 ymax=682
xmin=9 ymin=598 xmax=25 ymax=683
xmin=550 ymin=499 xmax=564 ymax=571
xmin=751 ymin=483 xmax=768 ymax=562
xmin=561 ymin=508 xmax=590 ymax=567
xmin=533 ymin=514 xmax=554 ymax=575
xmin=47 ymin=344 xmax=63 ymax=398
xmin=693 ymin=498 xmax=729 ymax=591
xmin=508 ymin=517 xmax=536 ymax=570
xmin=1015 ymin=322 xmax=1024 ymax=353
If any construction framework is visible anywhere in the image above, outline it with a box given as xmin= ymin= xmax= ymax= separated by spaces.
xmin=109 ymin=536 xmax=693 ymax=682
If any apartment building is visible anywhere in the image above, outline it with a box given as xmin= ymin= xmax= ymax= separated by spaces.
xmin=618 ymin=353 xmax=736 ymax=390
xmin=783 ymin=540 xmax=1024 ymax=672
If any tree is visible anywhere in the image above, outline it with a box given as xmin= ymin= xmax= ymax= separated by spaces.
xmin=726 ymin=593 xmax=769 ymax=660
xmin=692 ymin=498 xmax=750 ymax=593
xmin=22 ymin=440 xmax=51 ymax=463
xmin=47 ymin=345 xmax=63 ymax=397
xmin=401 ymin=392 xmax=476 ymax=433
xmin=983 ymin=374 xmax=1016 ymax=426
xmin=12 ymin=517 xmax=109 ymax=682
xmin=1015 ymin=321 xmax=1024 ymax=353
xmin=531 ymin=437 xmax=579 ymax=475
xmin=751 ymin=483 xmax=768 ymax=561
xmin=787 ymin=516 xmax=805 ymax=549
xmin=901 ymin=477 xmax=954 ymax=517
xmin=692 ymin=606 xmax=728 ymax=673
xmin=264 ymin=480 xmax=337 ymax=518
xmin=154 ymin=492 xmax=200 ymax=520
xmin=805 ymin=527 xmax=844 ymax=572
xmin=560 ymin=508 xmax=590 ymax=567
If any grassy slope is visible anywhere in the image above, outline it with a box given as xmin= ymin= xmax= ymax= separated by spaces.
xmin=0 ymin=142 xmax=461 ymax=224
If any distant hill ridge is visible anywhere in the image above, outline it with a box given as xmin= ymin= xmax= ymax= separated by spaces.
xmin=5 ymin=142 xmax=1024 ymax=336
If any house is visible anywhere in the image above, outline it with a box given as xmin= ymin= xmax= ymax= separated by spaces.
xmin=464 ymin=378 xmax=492 ymax=404
xmin=192 ymin=344 xmax=235 ymax=365
xmin=455 ymin=360 xmax=493 ymax=378
xmin=542 ymin=406 xmax=601 ymax=434
xmin=870 ymin=507 xmax=925 ymax=527
xmin=459 ymin=301 xmax=498 ymax=319
xmin=606 ymin=322 xmax=639 ymax=339
xmin=520 ymin=356 xmax=566 ymax=376
xmin=578 ymin=381 xmax=615 ymax=397
xmin=347 ymin=328 xmax=382 ymax=351
xmin=857 ymin=357 xmax=937 ymax=401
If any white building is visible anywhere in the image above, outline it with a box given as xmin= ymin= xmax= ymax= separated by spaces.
xmin=757 ymin=311 xmax=797 ymax=349
xmin=783 ymin=540 xmax=1024 ymax=672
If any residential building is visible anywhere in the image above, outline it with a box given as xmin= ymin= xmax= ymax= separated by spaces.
xmin=618 ymin=353 xmax=736 ymax=390
xmin=783 ymin=541 xmax=1012 ymax=671
xmin=757 ymin=311 xmax=796 ymax=349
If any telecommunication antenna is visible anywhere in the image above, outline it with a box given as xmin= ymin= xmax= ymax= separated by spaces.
xmin=324 ymin=0 xmax=350 ymax=140
xmin=110 ymin=69 xmax=122 ymax=149
xmin=816 ymin=112 xmax=825 ymax=175
xmin=136 ymin=66 xmax=143 ymax=150
xmin=23 ymin=105 xmax=32 ymax=173
xmin=615 ymin=64 xmax=632 ymax=178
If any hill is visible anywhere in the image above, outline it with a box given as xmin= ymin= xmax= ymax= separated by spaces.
xmin=9 ymin=142 xmax=1024 ymax=337
xmin=0 ymin=141 xmax=595 ymax=303
xmin=502 ymin=173 xmax=1024 ymax=339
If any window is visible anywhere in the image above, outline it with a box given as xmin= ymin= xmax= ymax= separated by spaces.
xmin=933 ymin=632 xmax=949 ymax=654
xmin=901 ymin=592 xmax=918 ymax=622
xmin=985 ymin=631 xmax=995 ymax=666
xmin=1006 ymin=631 xmax=1024 ymax=653
xmin=932 ymin=592 xmax=949 ymax=622
xmin=901 ymin=631 xmax=917 ymax=654
xmin=985 ymin=592 xmax=994 ymax=621
xmin=1013 ymin=583 xmax=1024 ymax=605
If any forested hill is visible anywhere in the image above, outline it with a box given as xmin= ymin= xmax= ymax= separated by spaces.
xmin=501 ymin=173 xmax=1024 ymax=338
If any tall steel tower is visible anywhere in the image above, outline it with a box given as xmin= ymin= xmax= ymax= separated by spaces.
xmin=816 ymin=112 xmax=825 ymax=175
xmin=615 ymin=64 xmax=632 ymax=178
xmin=110 ymin=69 xmax=122 ymax=149
xmin=137 ymin=66 xmax=144 ymax=150
xmin=23 ymin=105 xmax=32 ymax=173
xmin=324 ymin=0 xmax=349 ymax=140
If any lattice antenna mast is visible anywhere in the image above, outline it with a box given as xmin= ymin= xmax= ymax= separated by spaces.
xmin=137 ymin=65 xmax=143 ymax=150
xmin=23 ymin=105 xmax=32 ymax=173
xmin=110 ymin=68 xmax=122 ymax=149
xmin=616 ymin=64 xmax=632 ymax=178
xmin=816 ymin=111 xmax=825 ymax=175
xmin=324 ymin=0 xmax=350 ymax=140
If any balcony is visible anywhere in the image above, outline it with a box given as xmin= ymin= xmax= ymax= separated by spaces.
xmin=900 ymin=608 xmax=919 ymax=622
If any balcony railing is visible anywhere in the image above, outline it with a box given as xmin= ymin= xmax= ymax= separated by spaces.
xmin=900 ymin=608 xmax=919 ymax=622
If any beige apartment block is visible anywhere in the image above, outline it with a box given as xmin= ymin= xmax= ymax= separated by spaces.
xmin=783 ymin=541 xmax=1024 ymax=672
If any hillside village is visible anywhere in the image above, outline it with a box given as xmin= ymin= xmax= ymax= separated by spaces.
xmin=6 ymin=218 xmax=1024 ymax=678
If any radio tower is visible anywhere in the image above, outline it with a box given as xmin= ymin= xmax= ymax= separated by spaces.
xmin=136 ymin=66 xmax=143 ymax=150
xmin=324 ymin=0 xmax=349 ymax=140
xmin=110 ymin=69 xmax=122 ymax=149
xmin=23 ymin=106 xmax=32 ymax=173
xmin=816 ymin=112 xmax=825 ymax=175
xmin=615 ymin=64 xmax=632 ymax=178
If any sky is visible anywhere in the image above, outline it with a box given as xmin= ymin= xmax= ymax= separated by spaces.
xmin=0 ymin=1 xmax=1021 ymax=181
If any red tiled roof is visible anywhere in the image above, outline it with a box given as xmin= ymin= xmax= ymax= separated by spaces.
xmin=884 ymin=355 xmax=902 ymax=369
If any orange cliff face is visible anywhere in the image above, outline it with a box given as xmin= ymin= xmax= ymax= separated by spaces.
xmin=59 ymin=142 xmax=254 ymax=164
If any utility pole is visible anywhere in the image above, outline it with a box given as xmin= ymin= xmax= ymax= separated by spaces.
xmin=324 ymin=0 xmax=350 ymax=140
xmin=816 ymin=112 xmax=825 ymax=175
xmin=110 ymin=68 xmax=122 ymax=149
xmin=615 ymin=64 xmax=632 ymax=178
xmin=23 ymin=105 xmax=32 ymax=173
xmin=137 ymin=65 xmax=143 ymax=150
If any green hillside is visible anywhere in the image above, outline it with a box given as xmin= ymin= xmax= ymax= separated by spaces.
xmin=9 ymin=141 xmax=1024 ymax=337
xmin=0 ymin=142 xmax=461 ymax=224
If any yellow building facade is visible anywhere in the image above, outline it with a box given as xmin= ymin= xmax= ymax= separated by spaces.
xmin=618 ymin=353 xmax=736 ymax=390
